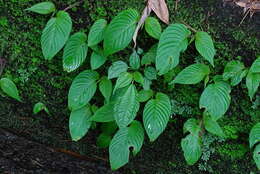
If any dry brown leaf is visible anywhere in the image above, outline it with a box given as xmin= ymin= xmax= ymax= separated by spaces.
xmin=148 ymin=0 xmax=169 ymax=24
xmin=133 ymin=6 xmax=152 ymax=47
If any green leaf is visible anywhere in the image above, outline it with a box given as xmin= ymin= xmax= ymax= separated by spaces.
xmin=195 ymin=31 xmax=216 ymax=66
xmin=141 ymin=44 xmax=157 ymax=66
xmin=33 ymin=102 xmax=49 ymax=115
xmin=104 ymin=9 xmax=139 ymax=56
xmin=251 ymin=57 xmax=260 ymax=73
xmin=156 ymin=24 xmax=191 ymax=75
xmin=129 ymin=50 xmax=140 ymax=70
xmin=145 ymin=17 xmax=162 ymax=39
xmin=109 ymin=121 xmax=144 ymax=170
xmin=90 ymin=51 xmax=107 ymax=70
xmin=183 ymin=118 xmax=201 ymax=135
xmin=26 ymin=2 xmax=56 ymax=15
xmin=68 ymin=70 xmax=99 ymax=111
xmin=144 ymin=66 xmax=157 ymax=80
xmin=249 ymin=123 xmax=260 ymax=148
xmin=137 ymin=89 xmax=154 ymax=102
xmin=203 ymin=113 xmax=225 ymax=137
xmin=223 ymin=61 xmax=246 ymax=86
xmin=133 ymin=71 xmax=144 ymax=85
xmin=253 ymin=144 xmax=260 ymax=170
xmin=108 ymin=61 xmax=128 ymax=79
xmin=142 ymin=77 xmax=152 ymax=90
xmin=41 ymin=11 xmax=72 ymax=60
xmin=88 ymin=19 xmax=107 ymax=47
xmin=114 ymin=72 xmax=133 ymax=92
xmin=181 ymin=134 xmax=202 ymax=165
xmin=200 ymin=82 xmax=231 ymax=120
xmin=0 ymin=78 xmax=21 ymax=101
xmin=246 ymin=72 xmax=260 ymax=100
xmin=172 ymin=64 xmax=210 ymax=84
xmin=90 ymin=103 xmax=115 ymax=122
xmin=69 ymin=105 xmax=92 ymax=141
xmin=63 ymin=32 xmax=88 ymax=72
xmin=97 ymin=133 xmax=112 ymax=148
xmin=99 ymin=77 xmax=113 ymax=102
xmin=114 ymin=84 xmax=140 ymax=128
xmin=143 ymin=93 xmax=171 ymax=141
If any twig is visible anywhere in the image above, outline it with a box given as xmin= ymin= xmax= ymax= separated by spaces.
xmin=239 ymin=9 xmax=250 ymax=26
xmin=64 ymin=0 xmax=84 ymax=12
xmin=180 ymin=20 xmax=198 ymax=33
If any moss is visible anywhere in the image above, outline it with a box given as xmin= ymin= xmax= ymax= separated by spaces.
xmin=217 ymin=144 xmax=248 ymax=160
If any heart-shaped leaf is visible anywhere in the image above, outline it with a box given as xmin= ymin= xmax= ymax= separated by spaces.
xmin=69 ymin=105 xmax=92 ymax=141
xmin=172 ymin=64 xmax=210 ymax=85
xmin=63 ymin=32 xmax=88 ymax=72
xmin=104 ymin=9 xmax=139 ymax=56
xmin=195 ymin=31 xmax=216 ymax=66
xmin=88 ymin=19 xmax=107 ymax=47
xmin=0 ymin=78 xmax=21 ymax=102
xmin=26 ymin=2 xmax=56 ymax=15
xmin=41 ymin=11 xmax=72 ymax=60
xmin=200 ymin=82 xmax=231 ymax=120
xmin=156 ymin=24 xmax=191 ymax=75
xmin=143 ymin=93 xmax=171 ymax=141
xmin=68 ymin=70 xmax=99 ymax=111
xmin=109 ymin=121 xmax=144 ymax=170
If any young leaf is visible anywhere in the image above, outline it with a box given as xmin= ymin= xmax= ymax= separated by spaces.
xmin=133 ymin=71 xmax=144 ymax=85
xmin=246 ymin=72 xmax=260 ymax=100
xmin=108 ymin=61 xmax=128 ymax=79
xmin=104 ymin=9 xmax=139 ymax=56
xmin=41 ymin=11 xmax=72 ymax=60
xmin=143 ymin=93 xmax=171 ymax=141
xmin=109 ymin=121 xmax=144 ymax=170
xmin=69 ymin=105 xmax=92 ymax=141
xmin=33 ymin=102 xmax=49 ymax=115
xmin=249 ymin=123 xmax=260 ymax=148
xmin=63 ymin=32 xmax=88 ymax=72
xmin=156 ymin=24 xmax=191 ymax=75
xmin=0 ymin=78 xmax=21 ymax=102
xmin=97 ymin=133 xmax=112 ymax=148
xmin=223 ymin=61 xmax=246 ymax=86
xmin=143 ymin=77 xmax=152 ymax=90
xmin=114 ymin=84 xmax=140 ymax=128
xmin=253 ymin=144 xmax=260 ymax=170
xmin=200 ymin=82 xmax=231 ymax=120
xmin=251 ymin=57 xmax=260 ymax=73
xmin=88 ymin=19 xmax=107 ymax=47
xmin=129 ymin=50 xmax=140 ymax=70
xmin=144 ymin=66 xmax=157 ymax=80
xmin=145 ymin=17 xmax=162 ymax=39
xmin=68 ymin=70 xmax=99 ymax=111
xmin=203 ymin=113 xmax=225 ymax=138
xmin=181 ymin=134 xmax=202 ymax=165
xmin=137 ymin=89 xmax=154 ymax=102
xmin=114 ymin=72 xmax=133 ymax=92
xmin=90 ymin=103 xmax=115 ymax=122
xmin=90 ymin=51 xmax=107 ymax=70
xmin=141 ymin=44 xmax=157 ymax=66
xmin=183 ymin=118 xmax=201 ymax=135
xmin=172 ymin=64 xmax=210 ymax=85
xmin=26 ymin=2 xmax=56 ymax=15
xmin=195 ymin=31 xmax=216 ymax=66
xmin=99 ymin=77 xmax=112 ymax=102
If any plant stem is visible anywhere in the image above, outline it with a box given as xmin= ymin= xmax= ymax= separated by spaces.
xmin=64 ymin=0 xmax=84 ymax=11
xmin=180 ymin=20 xmax=198 ymax=33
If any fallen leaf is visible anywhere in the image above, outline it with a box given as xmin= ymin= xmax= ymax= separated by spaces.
xmin=148 ymin=0 xmax=169 ymax=24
